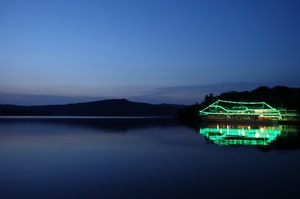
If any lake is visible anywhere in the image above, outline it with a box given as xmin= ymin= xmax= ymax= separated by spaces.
xmin=0 ymin=117 xmax=300 ymax=199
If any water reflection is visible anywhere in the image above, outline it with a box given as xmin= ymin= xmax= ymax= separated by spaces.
xmin=199 ymin=124 xmax=300 ymax=148
xmin=0 ymin=117 xmax=179 ymax=133
xmin=1 ymin=118 xmax=300 ymax=199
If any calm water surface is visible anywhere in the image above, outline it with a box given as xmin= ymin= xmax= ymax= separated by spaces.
xmin=0 ymin=118 xmax=300 ymax=199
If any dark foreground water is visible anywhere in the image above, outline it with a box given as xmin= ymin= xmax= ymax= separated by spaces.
xmin=0 ymin=117 xmax=300 ymax=199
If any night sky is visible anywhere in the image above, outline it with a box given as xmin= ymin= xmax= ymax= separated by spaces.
xmin=1 ymin=0 xmax=300 ymax=105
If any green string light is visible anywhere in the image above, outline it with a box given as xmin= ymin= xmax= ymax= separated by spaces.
xmin=199 ymin=125 xmax=281 ymax=146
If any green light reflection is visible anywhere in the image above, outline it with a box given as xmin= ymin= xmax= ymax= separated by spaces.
xmin=199 ymin=124 xmax=281 ymax=146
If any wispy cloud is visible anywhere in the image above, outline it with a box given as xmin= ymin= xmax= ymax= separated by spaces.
xmin=129 ymin=81 xmax=300 ymax=105
xmin=1 ymin=81 xmax=299 ymax=105
xmin=0 ymin=92 xmax=102 ymax=106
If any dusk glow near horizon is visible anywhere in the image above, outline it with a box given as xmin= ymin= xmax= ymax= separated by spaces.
xmin=1 ymin=0 xmax=300 ymax=105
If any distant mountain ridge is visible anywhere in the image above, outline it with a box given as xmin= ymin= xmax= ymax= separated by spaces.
xmin=0 ymin=99 xmax=185 ymax=116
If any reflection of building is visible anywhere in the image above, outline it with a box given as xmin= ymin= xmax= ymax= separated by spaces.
xmin=199 ymin=124 xmax=281 ymax=146
xmin=199 ymin=100 xmax=299 ymax=123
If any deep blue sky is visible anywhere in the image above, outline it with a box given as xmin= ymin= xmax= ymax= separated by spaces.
xmin=1 ymin=0 xmax=300 ymax=105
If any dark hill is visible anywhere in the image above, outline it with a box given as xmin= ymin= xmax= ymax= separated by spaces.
xmin=0 ymin=99 xmax=185 ymax=116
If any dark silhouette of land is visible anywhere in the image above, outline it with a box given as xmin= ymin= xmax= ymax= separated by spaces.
xmin=1 ymin=86 xmax=299 ymax=118
xmin=0 ymin=99 xmax=184 ymax=116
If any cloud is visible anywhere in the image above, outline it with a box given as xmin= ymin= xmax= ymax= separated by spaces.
xmin=0 ymin=92 xmax=102 ymax=106
xmin=129 ymin=81 xmax=300 ymax=105
xmin=1 ymin=81 xmax=299 ymax=105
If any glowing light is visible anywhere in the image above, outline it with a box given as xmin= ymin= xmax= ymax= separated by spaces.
xmin=199 ymin=100 xmax=299 ymax=122
xmin=255 ymin=132 xmax=260 ymax=138
xmin=199 ymin=125 xmax=281 ymax=146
